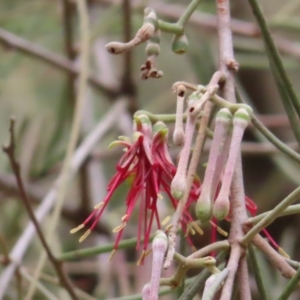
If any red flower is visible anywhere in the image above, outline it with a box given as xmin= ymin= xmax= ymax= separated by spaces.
xmin=71 ymin=116 xmax=201 ymax=263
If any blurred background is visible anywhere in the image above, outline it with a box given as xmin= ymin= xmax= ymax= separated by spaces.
xmin=0 ymin=0 xmax=300 ymax=299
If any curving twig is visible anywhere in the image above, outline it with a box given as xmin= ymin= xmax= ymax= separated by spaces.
xmin=3 ymin=118 xmax=78 ymax=300
xmin=0 ymin=100 xmax=127 ymax=300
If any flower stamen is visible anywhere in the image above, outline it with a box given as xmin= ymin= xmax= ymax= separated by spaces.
xmin=162 ymin=216 xmax=171 ymax=226
xmin=109 ymin=249 xmax=116 ymax=262
xmin=112 ymin=222 xmax=127 ymax=233
xmin=94 ymin=202 xmax=104 ymax=210
xmin=70 ymin=224 xmax=85 ymax=234
xmin=79 ymin=229 xmax=91 ymax=243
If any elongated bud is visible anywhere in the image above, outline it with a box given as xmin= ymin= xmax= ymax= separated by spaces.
xmin=106 ymin=8 xmax=157 ymax=55
xmin=170 ymin=173 xmax=186 ymax=200
xmin=149 ymin=231 xmax=168 ymax=300
xmin=171 ymin=112 xmax=197 ymax=199
xmin=196 ymin=108 xmax=232 ymax=222
xmin=171 ymin=34 xmax=189 ymax=54
xmin=213 ymin=196 xmax=230 ymax=220
xmin=142 ymin=283 xmax=151 ymax=300
xmin=105 ymin=42 xmax=131 ymax=54
xmin=214 ymin=108 xmax=250 ymax=217
xmin=173 ymin=84 xmax=186 ymax=146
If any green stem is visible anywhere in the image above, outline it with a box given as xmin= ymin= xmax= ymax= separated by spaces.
xmin=178 ymin=251 xmax=228 ymax=300
xmin=267 ymin=45 xmax=300 ymax=145
xmin=157 ymin=20 xmax=183 ymax=34
xmin=250 ymin=113 xmax=300 ymax=164
xmin=277 ymin=267 xmax=300 ymax=300
xmin=248 ymin=204 xmax=300 ymax=224
xmin=59 ymin=235 xmax=154 ymax=260
xmin=177 ymin=0 xmax=202 ymax=26
xmin=235 ymin=89 xmax=300 ymax=164
xmin=135 ymin=110 xmax=185 ymax=123
xmin=241 ymin=185 xmax=300 ymax=245
xmin=248 ymin=244 xmax=269 ymax=300
xmin=247 ymin=0 xmax=300 ymax=117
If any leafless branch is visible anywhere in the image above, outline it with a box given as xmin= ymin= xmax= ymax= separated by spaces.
xmin=3 ymin=117 xmax=78 ymax=300
xmin=0 ymin=28 xmax=118 ymax=98
xmin=0 ymin=100 xmax=127 ymax=299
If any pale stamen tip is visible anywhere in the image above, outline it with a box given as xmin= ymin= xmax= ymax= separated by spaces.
xmin=217 ymin=226 xmax=228 ymax=237
xmin=70 ymin=224 xmax=85 ymax=234
xmin=94 ymin=202 xmax=104 ymax=210
xmin=278 ymin=247 xmax=290 ymax=259
xmin=109 ymin=249 xmax=116 ymax=262
xmin=79 ymin=229 xmax=91 ymax=243
xmin=112 ymin=222 xmax=127 ymax=233
xmin=162 ymin=215 xmax=171 ymax=226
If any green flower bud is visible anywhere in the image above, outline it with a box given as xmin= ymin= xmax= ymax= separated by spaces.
xmin=146 ymin=42 xmax=160 ymax=56
xmin=233 ymin=108 xmax=250 ymax=129
xmin=195 ymin=198 xmax=212 ymax=223
xmin=213 ymin=196 xmax=230 ymax=220
xmin=171 ymin=34 xmax=189 ymax=55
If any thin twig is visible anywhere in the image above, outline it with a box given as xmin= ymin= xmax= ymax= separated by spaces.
xmin=0 ymin=173 xmax=110 ymax=235
xmin=236 ymin=88 xmax=300 ymax=164
xmin=248 ymin=204 xmax=300 ymax=224
xmin=252 ymin=234 xmax=296 ymax=279
xmin=2 ymin=118 xmax=78 ymax=300
xmin=277 ymin=267 xmax=300 ymax=300
xmin=61 ymin=0 xmax=77 ymax=106
xmin=27 ymin=1 xmax=91 ymax=296
xmin=248 ymin=244 xmax=269 ymax=300
xmin=238 ymin=256 xmax=252 ymax=300
xmin=246 ymin=0 xmax=300 ymax=117
xmin=0 ymin=100 xmax=127 ymax=299
xmin=241 ymin=185 xmax=300 ymax=246
xmin=0 ymin=28 xmax=117 ymax=97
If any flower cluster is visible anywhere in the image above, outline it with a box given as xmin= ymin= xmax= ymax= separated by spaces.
xmin=71 ymin=114 xmax=201 ymax=263
xmin=71 ymin=109 xmax=281 ymax=263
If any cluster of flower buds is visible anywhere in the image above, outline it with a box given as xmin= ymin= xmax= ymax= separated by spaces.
xmin=196 ymin=108 xmax=251 ymax=222
xmin=70 ymin=114 xmax=201 ymax=263
xmin=105 ymin=8 xmax=163 ymax=79
xmin=105 ymin=7 xmax=191 ymax=79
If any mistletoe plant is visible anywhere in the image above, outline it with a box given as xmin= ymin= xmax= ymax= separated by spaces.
xmin=68 ymin=1 xmax=300 ymax=299
xmin=2 ymin=0 xmax=300 ymax=300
